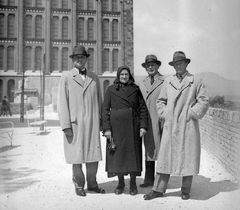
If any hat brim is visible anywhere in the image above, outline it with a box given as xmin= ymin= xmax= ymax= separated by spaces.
xmin=169 ymin=58 xmax=191 ymax=66
xmin=142 ymin=60 xmax=161 ymax=68
xmin=69 ymin=53 xmax=90 ymax=58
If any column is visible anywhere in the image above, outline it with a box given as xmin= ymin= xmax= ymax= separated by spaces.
xmin=17 ymin=0 xmax=24 ymax=74
xmin=45 ymin=0 xmax=51 ymax=75
xmin=96 ymin=0 xmax=102 ymax=75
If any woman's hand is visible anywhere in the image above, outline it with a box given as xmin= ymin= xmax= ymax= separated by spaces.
xmin=104 ymin=129 xmax=112 ymax=139
xmin=140 ymin=128 xmax=147 ymax=137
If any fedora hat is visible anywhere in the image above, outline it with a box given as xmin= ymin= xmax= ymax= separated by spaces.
xmin=169 ymin=51 xmax=191 ymax=66
xmin=141 ymin=54 xmax=161 ymax=68
xmin=69 ymin=45 xmax=90 ymax=58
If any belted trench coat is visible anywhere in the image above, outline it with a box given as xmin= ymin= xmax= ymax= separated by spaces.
xmin=57 ymin=69 xmax=102 ymax=164
xmin=156 ymin=72 xmax=209 ymax=176
xmin=139 ymin=73 xmax=165 ymax=160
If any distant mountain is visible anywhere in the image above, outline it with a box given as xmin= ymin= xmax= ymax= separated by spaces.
xmin=134 ymin=72 xmax=240 ymax=102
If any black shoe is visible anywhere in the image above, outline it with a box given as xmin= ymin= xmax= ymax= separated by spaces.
xmin=144 ymin=190 xmax=163 ymax=200
xmin=75 ymin=188 xmax=86 ymax=196
xmin=88 ymin=187 xmax=105 ymax=194
xmin=139 ymin=183 xmax=153 ymax=188
xmin=129 ymin=188 xmax=138 ymax=196
xmin=114 ymin=185 xmax=125 ymax=195
xmin=181 ymin=193 xmax=190 ymax=200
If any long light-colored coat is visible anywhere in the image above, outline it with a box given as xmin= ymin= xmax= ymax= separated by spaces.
xmin=156 ymin=72 xmax=209 ymax=176
xmin=57 ymin=68 xmax=102 ymax=164
xmin=139 ymin=73 xmax=165 ymax=161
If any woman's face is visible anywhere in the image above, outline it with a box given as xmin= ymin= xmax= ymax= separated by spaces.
xmin=119 ymin=69 xmax=130 ymax=84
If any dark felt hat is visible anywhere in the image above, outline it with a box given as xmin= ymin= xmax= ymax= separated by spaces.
xmin=69 ymin=45 xmax=90 ymax=58
xmin=141 ymin=54 xmax=161 ymax=68
xmin=169 ymin=51 xmax=191 ymax=66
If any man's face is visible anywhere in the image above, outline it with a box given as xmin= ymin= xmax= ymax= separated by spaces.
xmin=145 ymin=62 xmax=160 ymax=76
xmin=72 ymin=55 xmax=88 ymax=69
xmin=173 ymin=60 xmax=188 ymax=75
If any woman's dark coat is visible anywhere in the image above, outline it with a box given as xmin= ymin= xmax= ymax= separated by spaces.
xmin=102 ymin=84 xmax=148 ymax=177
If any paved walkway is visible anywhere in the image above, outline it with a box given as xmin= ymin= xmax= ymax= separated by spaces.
xmin=0 ymin=107 xmax=239 ymax=210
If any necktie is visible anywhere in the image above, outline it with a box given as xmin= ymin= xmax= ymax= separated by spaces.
xmin=150 ymin=76 xmax=154 ymax=85
xmin=79 ymin=69 xmax=86 ymax=75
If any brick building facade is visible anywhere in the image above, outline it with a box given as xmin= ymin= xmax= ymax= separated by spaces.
xmin=0 ymin=0 xmax=133 ymax=103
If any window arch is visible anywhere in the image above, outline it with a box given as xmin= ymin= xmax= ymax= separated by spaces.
xmin=103 ymin=19 xmax=109 ymax=41
xmin=103 ymin=49 xmax=109 ymax=72
xmin=112 ymin=19 xmax=118 ymax=41
xmin=35 ymin=47 xmax=42 ymax=70
xmin=24 ymin=47 xmax=32 ymax=70
xmin=7 ymin=79 xmax=15 ymax=102
xmin=52 ymin=17 xmax=59 ymax=39
xmin=87 ymin=18 xmax=94 ymax=41
xmin=87 ymin=48 xmax=94 ymax=72
xmin=8 ymin=14 xmax=15 ymax=38
xmin=62 ymin=48 xmax=68 ymax=71
xmin=25 ymin=15 xmax=32 ymax=38
xmin=35 ymin=15 xmax=42 ymax=39
xmin=77 ymin=17 xmax=84 ymax=40
xmin=52 ymin=47 xmax=59 ymax=71
xmin=7 ymin=46 xmax=14 ymax=70
xmin=62 ymin=17 xmax=68 ymax=39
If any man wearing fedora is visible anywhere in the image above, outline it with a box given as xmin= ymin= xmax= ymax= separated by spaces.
xmin=57 ymin=45 xmax=105 ymax=196
xmin=139 ymin=55 xmax=165 ymax=188
xmin=144 ymin=51 xmax=209 ymax=200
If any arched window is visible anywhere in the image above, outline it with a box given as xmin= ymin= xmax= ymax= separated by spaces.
xmin=25 ymin=0 xmax=32 ymax=7
xmin=87 ymin=48 xmax=94 ymax=72
xmin=62 ymin=17 xmax=68 ymax=39
xmin=103 ymin=80 xmax=110 ymax=98
xmin=77 ymin=0 xmax=84 ymax=10
xmin=24 ymin=47 xmax=32 ymax=70
xmin=102 ymin=0 xmax=108 ymax=11
xmin=62 ymin=0 xmax=68 ymax=9
xmin=25 ymin=15 xmax=32 ymax=38
xmin=7 ymin=79 xmax=15 ymax=102
xmin=35 ymin=47 xmax=42 ymax=71
xmin=35 ymin=16 xmax=42 ymax=39
xmin=52 ymin=17 xmax=59 ymax=39
xmin=52 ymin=47 xmax=59 ymax=71
xmin=7 ymin=46 xmax=14 ymax=70
xmin=112 ymin=19 xmax=118 ymax=41
xmin=103 ymin=19 xmax=109 ymax=41
xmin=52 ymin=0 xmax=59 ymax=8
xmin=87 ymin=18 xmax=94 ymax=41
xmin=8 ymin=14 xmax=15 ymax=38
xmin=0 ymin=79 xmax=3 ymax=101
xmin=9 ymin=0 xmax=15 ymax=6
xmin=77 ymin=17 xmax=84 ymax=40
xmin=62 ymin=48 xmax=68 ymax=71
xmin=0 ymin=14 xmax=4 ymax=37
xmin=0 ymin=46 xmax=3 ymax=69
xmin=112 ymin=0 xmax=118 ymax=12
xmin=87 ymin=0 xmax=93 ymax=10
xmin=103 ymin=49 xmax=109 ymax=72
xmin=112 ymin=49 xmax=118 ymax=72
xmin=35 ymin=0 xmax=42 ymax=7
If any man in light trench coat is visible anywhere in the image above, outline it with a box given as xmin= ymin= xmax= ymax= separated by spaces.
xmin=57 ymin=45 xmax=105 ymax=197
xmin=144 ymin=51 xmax=209 ymax=201
xmin=139 ymin=55 xmax=165 ymax=188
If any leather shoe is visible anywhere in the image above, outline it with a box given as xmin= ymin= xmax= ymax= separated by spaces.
xmin=114 ymin=188 xmax=124 ymax=195
xmin=181 ymin=193 xmax=190 ymax=200
xmin=144 ymin=190 xmax=163 ymax=200
xmin=88 ymin=187 xmax=105 ymax=194
xmin=139 ymin=183 xmax=153 ymax=188
xmin=129 ymin=188 xmax=138 ymax=196
xmin=75 ymin=188 xmax=86 ymax=196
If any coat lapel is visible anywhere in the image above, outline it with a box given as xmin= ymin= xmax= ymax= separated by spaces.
xmin=83 ymin=72 xmax=93 ymax=93
xmin=72 ymin=69 xmax=84 ymax=87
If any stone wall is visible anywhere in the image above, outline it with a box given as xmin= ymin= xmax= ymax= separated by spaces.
xmin=200 ymin=108 xmax=240 ymax=181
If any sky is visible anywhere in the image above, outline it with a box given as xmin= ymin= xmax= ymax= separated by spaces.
xmin=133 ymin=0 xmax=240 ymax=80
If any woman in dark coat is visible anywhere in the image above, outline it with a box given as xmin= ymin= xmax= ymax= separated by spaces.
xmin=102 ymin=66 xmax=148 ymax=196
